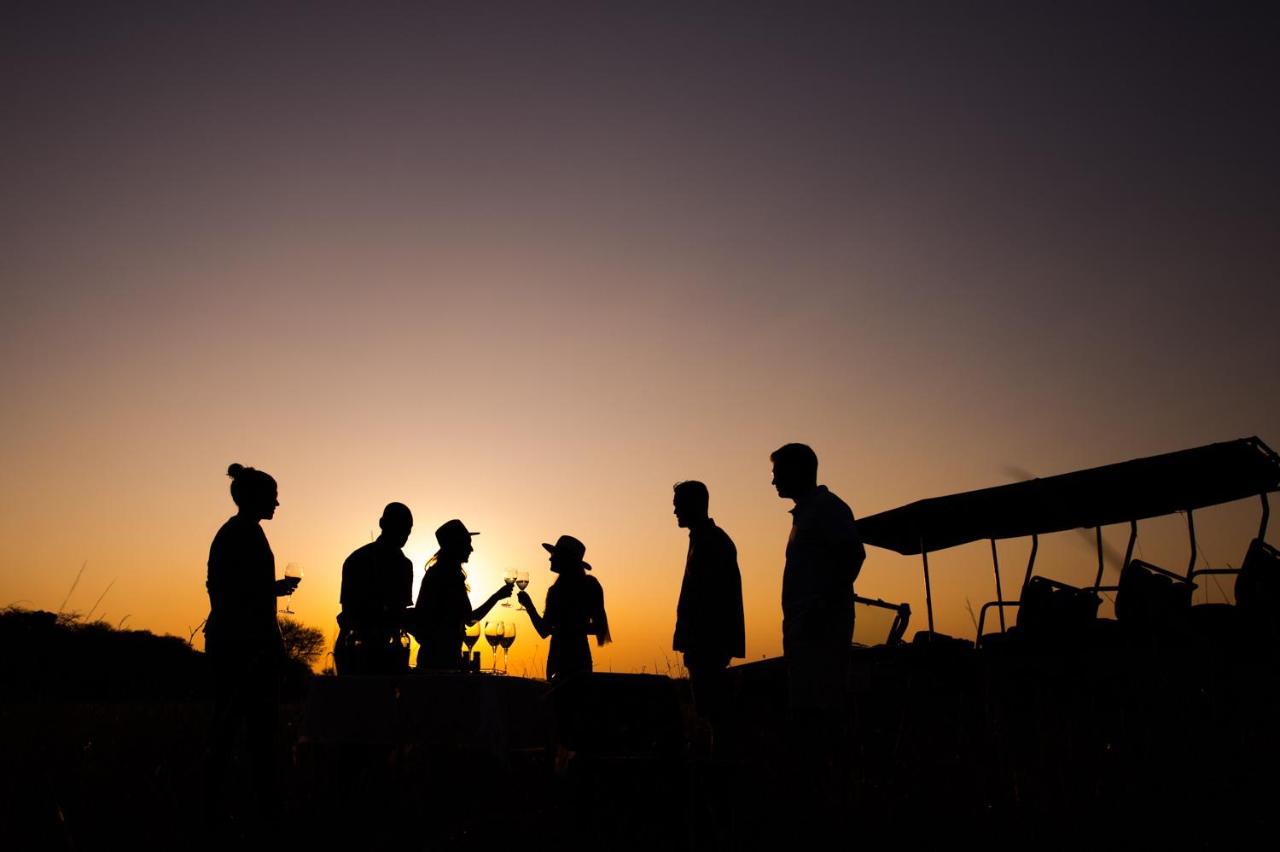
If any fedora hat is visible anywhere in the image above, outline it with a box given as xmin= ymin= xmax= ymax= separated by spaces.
xmin=542 ymin=534 xmax=591 ymax=571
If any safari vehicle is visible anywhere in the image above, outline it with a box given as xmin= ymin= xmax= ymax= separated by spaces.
xmin=728 ymin=437 xmax=1280 ymax=839
xmin=856 ymin=435 xmax=1280 ymax=648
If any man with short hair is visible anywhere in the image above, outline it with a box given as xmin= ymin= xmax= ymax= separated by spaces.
xmin=336 ymin=502 xmax=415 ymax=675
xmin=771 ymin=443 xmax=864 ymax=838
xmin=672 ymin=480 xmax=745 ymax=746
xmin=771 ymin=443 xmax=864 ymax=708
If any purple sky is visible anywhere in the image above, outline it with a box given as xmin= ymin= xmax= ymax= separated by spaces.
xmin=2 ymin=2 xmax=1276 ymax=663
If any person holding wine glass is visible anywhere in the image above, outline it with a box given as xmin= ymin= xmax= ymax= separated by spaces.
xmin=410 ymin=519 xmax=513 ymax=671
xmin=203 ymin=462 xmax=299 ymax=829
xmin=514 ymin=571 xmax=530 ymax=610
xmin=500 ymin=568 xmax=517 ymax=607
xmin=518 ymin=534 xmax=610 ymax=679
xmin=281 ymin=563 xmax=303 ymax=614
xmin=519 ymin=534 xmax=609 ymax=768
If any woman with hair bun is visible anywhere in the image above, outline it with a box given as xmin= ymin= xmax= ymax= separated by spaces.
xmin=203 ymin=462 xmax=298 ymax=828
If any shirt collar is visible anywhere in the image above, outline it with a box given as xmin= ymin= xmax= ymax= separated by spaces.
xmin=788 ymin=485 xmax=828 ymax=515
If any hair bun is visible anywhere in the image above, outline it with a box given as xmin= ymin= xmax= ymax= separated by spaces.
xmin=227 ymin=463 xmax=246 ymax=478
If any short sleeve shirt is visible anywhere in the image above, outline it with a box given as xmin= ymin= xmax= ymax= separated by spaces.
xmin=340 ymin=538 xmax=413 ymax=630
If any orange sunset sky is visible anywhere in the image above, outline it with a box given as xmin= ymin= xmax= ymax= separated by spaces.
xmin=2 ymin=3 xmax=1277 ymax=675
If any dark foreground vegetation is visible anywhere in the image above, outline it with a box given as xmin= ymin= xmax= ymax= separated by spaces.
xmin=2 ymin=606 xmax=1278 ymax=850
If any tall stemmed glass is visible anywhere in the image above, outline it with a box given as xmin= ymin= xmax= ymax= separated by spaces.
xmin=463 ymin=622 xmax=481 ymax=669
xmin=281 ymin=563 xmax=303 ymax=614
xmin=484 ymin=621 xmax=503 ymax=673
xmin=500 ymin=622 xmax=517 ymax=674
xmin=514 ymin=571 xmax=530 ymax=610
xmin=500 ymin=569 xmax=517 ymax=607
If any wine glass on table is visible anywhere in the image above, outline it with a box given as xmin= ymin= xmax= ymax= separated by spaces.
xmin=463 ymin=621 xmax=481 ymax=669
xmin=281 ymin=563 xmax=303 ymax=614
xmin=500 ymin=622 xmax=517 ymax=674
xmin=514 ymin=571 xmax=530 ymax=610
xmin=484 ymin=621 xmax=503 ymax=673
xmin=500 ymin=568 xmax=517 ymax=607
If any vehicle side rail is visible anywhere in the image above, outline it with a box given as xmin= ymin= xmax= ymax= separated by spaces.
xmin=1128 ymin=558 xmax=1197 ymax=585
xmin=977 ymin=601 xmax=1022 ymax=647
xmin=854 ymin=594 xmax=912 ymax=646
xmin=1188 ymin=567 xmax=1240 ymax=584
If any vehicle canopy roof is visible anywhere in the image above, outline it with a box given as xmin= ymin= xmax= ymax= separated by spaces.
xmin=857 ymin=437 xmax=1280 ymax=556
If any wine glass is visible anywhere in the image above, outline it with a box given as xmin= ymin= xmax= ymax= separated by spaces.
xmin=514 ymin=571 xmax=530 ymax=610
xmin=463 ymin=621 xmax=481 ymax=669
xmin=501 ymin=568 xmax=517 ymax=607
xmin=500 ymin=622 xmax=517 ymax=674
xmin=282 ymin=563 xmax=303 ymax=614
xmin=483 ymin=621 xmax=503 ymax=673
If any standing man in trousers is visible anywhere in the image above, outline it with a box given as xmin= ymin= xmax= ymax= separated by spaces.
xmin=672 ymin=480 xmax=745 ymax=751
xmin=771 ymin=443 xmax=864 ymax=835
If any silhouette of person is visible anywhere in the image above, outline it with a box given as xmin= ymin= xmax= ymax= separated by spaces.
xmin=203 ymin=462 xmax=299 ymax=830
xmin=771 ymin=442 xmax=864 ymax=838
xmin=410 ymin=519 xmax=511 ymax=671
xmin=672 ymin=480 xmax=745 ymax=749
xmin=336 ymin=503 xmax=414 ymax=675
xmin=519 ymin=534 xmax=610 ymax=770
xmin=771 ymin=443 xmax=863 ymax=711
xmin=518 ymin=534 xmax=611 ymax=679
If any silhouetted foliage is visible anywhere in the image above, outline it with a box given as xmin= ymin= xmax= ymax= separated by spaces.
xmin=279 ymin=615 xmax=326 ymax=668
xmin=0 ymin=606 xmax=316 ymax=702
xmin=0 ymin=606 xmax=208 ymax=700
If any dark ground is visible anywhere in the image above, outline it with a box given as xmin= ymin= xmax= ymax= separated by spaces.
xmin=3 ymin=608 xmax=1278 ymax=850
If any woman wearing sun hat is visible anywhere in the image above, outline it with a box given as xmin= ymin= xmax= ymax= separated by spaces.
xmin=518 ymin=534 xmax=611 ymax=679
xmin=411 ymin=519 xmax=512 ymax=670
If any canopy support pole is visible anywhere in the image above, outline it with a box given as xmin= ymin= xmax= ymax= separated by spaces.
xmin=1261 ymin=493 xmax=1271 ymax=541
xmin=990 ymin=539 xmax=1006 ymax=632
xmin=1186 ymin=509 xmax=1197 ymax=578
xmin=1122 ymin=520 xmax=1137 ymax=573
xmin=1021 ymin=534 xmax=1039 ymax=592
xmin=1092 ymin=526 xmax=1105 ymax=588
xmin=921 ymin=544 xmax=935 ymax=636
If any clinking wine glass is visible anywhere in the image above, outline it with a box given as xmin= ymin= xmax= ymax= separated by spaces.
xmin=514 ymin=571 xmax=530 ymax=610
xmin=484 ymin=621 xmax=503 ymax=673
xmin=501 ymin=569 xmax=517 ymax=607
xmin=500 ymin=622 xmax=517 ymax=674
xmin=282 ymin=563 xmax=303 ymax=614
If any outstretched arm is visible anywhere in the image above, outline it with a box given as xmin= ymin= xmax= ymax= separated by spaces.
xmin=518 ymin=591 xmax=552 ymax=638
xmin=469 ymin=584 xmax=513 ymax=624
